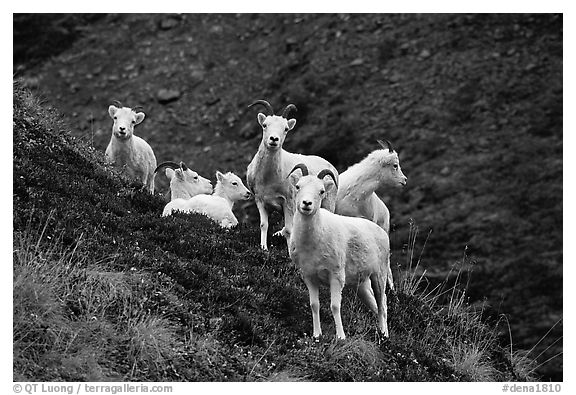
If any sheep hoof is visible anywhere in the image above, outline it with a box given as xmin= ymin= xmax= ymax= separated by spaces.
xmin=376 ymin=331 xmax=389 ymax=345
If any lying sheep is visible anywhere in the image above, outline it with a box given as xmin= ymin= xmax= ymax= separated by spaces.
xmin=154 ymin=161 xmax=213 ymax=201
xmin=163 ymin=170 xmax=252 ymax=228
xmin=336 ymin=140 xmax=407 ymax=234
xmin=288 ymin=163 xmax=392 ymax=340
xmin=105 ymin=101 xmax=157 ymax=193
xmin=246 ymin=100 xmax=339 ymax=250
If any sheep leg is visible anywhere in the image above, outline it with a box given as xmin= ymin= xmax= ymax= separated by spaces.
xmin=357 ymin=278 xmax=378 ymax=315
xmin=274 ymin=201 xmax=294 ymax=242
xmin=256 ymin=199 xmax=269 ymax=250
xmin=303 ymin=277 xmax=322 ymax=338
xmin=370 ymin=272 xmax=389 ymax=338
xmin=387 ymin=264 xmax=395 ymax=292
xmin=329 ymin=276 xmax=346 ymax=340
xmin=147 ymin=173 xmax=155 ymax=194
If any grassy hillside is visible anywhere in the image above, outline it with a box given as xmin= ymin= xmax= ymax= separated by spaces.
xmin=13 ymin=84 xmax=537 ymax=381
xmin=14 ymin=13 xmax=562 ymax=380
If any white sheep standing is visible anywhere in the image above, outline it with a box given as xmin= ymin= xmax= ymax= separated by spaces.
xmin=288 ymin=163 xmax=392 ymax=340
xmin=246 ymin=100 xmax=339 ymax=250
xmin=335 ymin=140 xmax=407 ymax=234
xmin=162 ymin=170 xmax=252 ymax=228
xmin=154 ymin=161 xmax=213 ymax=201
xmin=105 ymin=101 xmax=157 ymax=193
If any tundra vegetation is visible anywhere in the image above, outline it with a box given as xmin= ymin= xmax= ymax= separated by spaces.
xmin=14 ymin=84 xmax=538 ymax=382
xmin=14 ymin=13 xmax=562 ymax=380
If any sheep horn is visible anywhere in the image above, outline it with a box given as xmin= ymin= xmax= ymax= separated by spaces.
xmin=154 ymin=161 xmax=182 ymax=173
xmin=377 ymin=139 xmax=394 ymax=153
xmin=317 ymin=169 xmax=338 ymax=189
xmin=287 ymin=163 xmax=309 ymax=178
xmin=180 ymin=161 xmax=188 ymax=171
xmin=111 ymin=100 xmax=123 ymax=108
xmin=248 ymin=100 xmax=274 ymax=115
xmin=281 ymin=104 xmax=298 ymax=118
xmin=132 ymin=105 xmax=145 ymax=113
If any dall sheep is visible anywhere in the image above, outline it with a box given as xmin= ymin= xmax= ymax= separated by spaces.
xmin=335 ymin=140 xmax=407 ymax=234
xmin=288 ymin=163 xmax=392 ymax=340
xmin=154 ymin=161 xmax=213 ymax=201
xmin=105 ymin=101 xmax=157 ymax=193
xmin=246 ymin=100 xmax=339 ymax=250
xmin=163 ymin=170 xmax=252 ymax=228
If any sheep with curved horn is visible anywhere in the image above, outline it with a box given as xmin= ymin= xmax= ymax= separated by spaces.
xmin=288 ymin=163 xmax=392 ymax=340
xmin=246 ymin=99 xmax=339 ymax=250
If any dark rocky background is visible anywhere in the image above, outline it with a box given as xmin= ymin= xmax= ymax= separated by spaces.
xmin=14 ymin=13 xmax=562 ymax=380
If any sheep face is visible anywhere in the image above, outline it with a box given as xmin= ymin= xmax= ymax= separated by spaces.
xmin=216 ymin=171 xmax=253 ymax=201
xmin=292 ymin=175 xmax=335 ymax=216
xmin=166 ymin=168 xmax=213 ymax=195
xmin=383 ymin=152 xmax=407 ymax=188
xmin=108 ymin=105 xmax=145 ymax=140
xmin=372 ymin=150 xmax=408 ymax=189
xmin=257 ymin=114 xmax=296 ymax=150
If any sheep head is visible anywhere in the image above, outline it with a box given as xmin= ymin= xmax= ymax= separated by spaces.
xmin=372 ymin=140 xmax=408 ymax=189
xmin=288 ymin=163 xmax=337 ymax=216
xmin=155 ymin=161 xmax=213 ymax=197
xmin=108 ymin=103 xmax=145 ymax=140
xmin=248 ymin=100 xmax=297 ymax=151
xmin=215 ymin=171 xmax=253 ymax=201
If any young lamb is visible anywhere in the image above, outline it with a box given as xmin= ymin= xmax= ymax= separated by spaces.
xmin=246 ymin=100 xmax=339 ymax=250
xmin=154 ymin=161 xmax=213 ymax=201
xmin=288 ymin=163 xmax=392 ymax=340
xmin=105 ymin=101 xmax=157 ymax=193
xmin=335 ymin=140 xmax=407 ymax=234
xmin=162 ymin=170 xmax=252 ymax=228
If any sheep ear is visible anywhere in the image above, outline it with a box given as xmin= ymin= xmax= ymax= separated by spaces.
xmin=216 ymin=171 xmax=225 ymax=182
xmin=289 ymin=173 xmax=300 ymax=187
xmin=257 ymin=113 xmax=267 ymax=126
xmin=175 ymin=169 xmax=184 ymax=180
xmin=287 ymin=119 xmax=296 ymax=131
xmin=165 ymin=168 xmax=175 ymax=180
xmin=108 ymin=105 xmax=118 ymax=118
xmin=134 ymin=112 xmax=145 ymax=125
xmin=324 ymin=179 xmax=336 ymax=193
